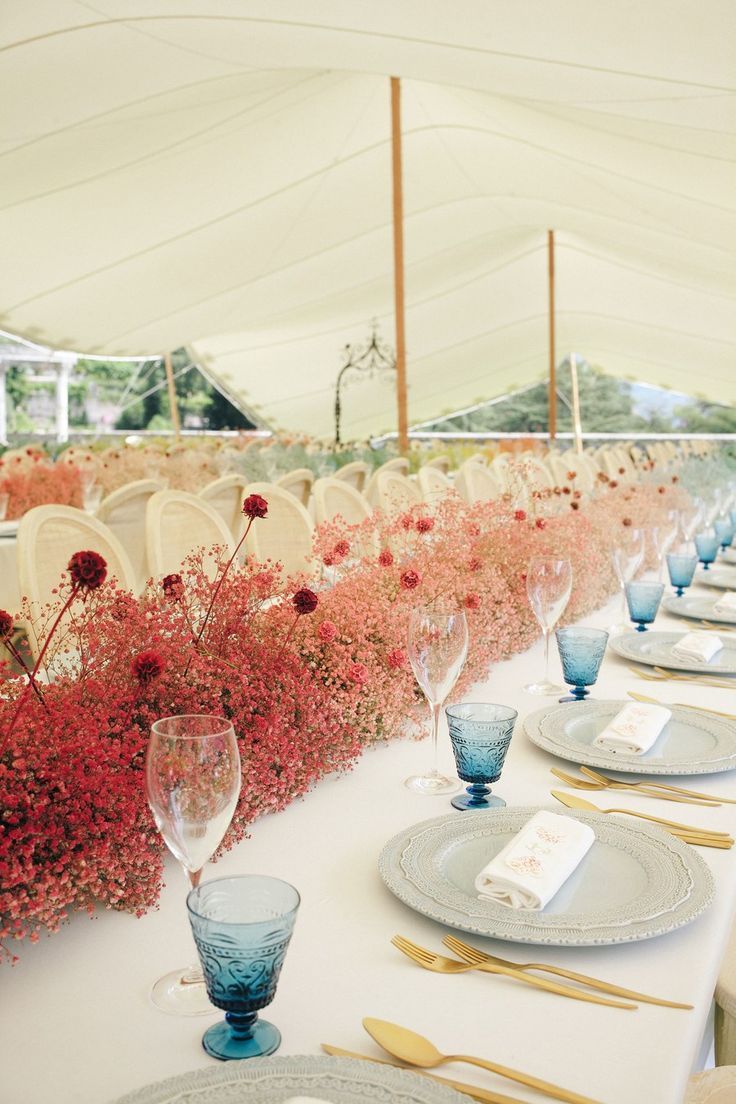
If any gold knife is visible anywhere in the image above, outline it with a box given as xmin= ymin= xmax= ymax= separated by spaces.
xmin=321 ymin=1044 xmax=527 ymax=1104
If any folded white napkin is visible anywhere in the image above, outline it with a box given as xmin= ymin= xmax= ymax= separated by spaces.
xmin=593 ymin=702 xmax=671 ymax=755
xmin=713 ymin=592 xmax=736 ymax=615
xmin=671 ymin=631 xmax=723 ymax=663
xmin=475 ymin=810 xmax=595 ymax=911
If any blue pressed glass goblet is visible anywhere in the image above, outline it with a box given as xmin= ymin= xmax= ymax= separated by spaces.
xmin=555 ymin=627 xmax=609 ymax=701
xmin=187 ymin=875 xmax=300 ymax=1061
xmin=695 ymin=531 xmax=719 ymax=571
xmin=714 ymin=517 xmax=734 ymax=551
xmin=625 ymin=581 xmax=664 ymax=632
xmin=666 ymin=553 xmax=698 ymax=597
xmin=445 ymin=703 xmax=518 ymax=811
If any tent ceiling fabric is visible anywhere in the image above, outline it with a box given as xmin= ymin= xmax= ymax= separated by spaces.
xmin=1 ymin=3 xmax=735 ymax=438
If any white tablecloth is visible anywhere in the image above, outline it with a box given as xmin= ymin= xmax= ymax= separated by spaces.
xmin=3 ymin=588 xmax=736 ymax=1104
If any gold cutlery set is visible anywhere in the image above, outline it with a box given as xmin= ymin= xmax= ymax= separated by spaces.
xmin=628 ymin=664 xmax=736 ymax=690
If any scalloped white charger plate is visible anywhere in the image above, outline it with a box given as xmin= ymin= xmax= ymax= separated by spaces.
xmin=378 ymin=807 xmax=713 ymax=946
xmin=609 ymin=630 xmax=736 ymax=675
xmin=525 ymin=700 xmax=736 ymax=775
xmin=662 ymin=594 xmax=736 ymax=625
xmin=110 ymin=1056 xmax=465 ymax=1104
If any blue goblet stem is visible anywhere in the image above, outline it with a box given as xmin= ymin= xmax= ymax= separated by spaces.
xmin=226 ymin=1010 xmax=258 ymax=1040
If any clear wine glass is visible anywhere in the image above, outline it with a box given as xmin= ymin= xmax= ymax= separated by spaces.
xmin=405 ymin=605 xmax=468 ymax=795
xmin=653 ymin=511 xmax=680 ymax=580
xmin=524 ymin=558 xmax=573 ymax=695
xmin=610 ymin=527 xmax=645 ymax=633
xmin=145 ymin=714 xmax=242 ymax=1015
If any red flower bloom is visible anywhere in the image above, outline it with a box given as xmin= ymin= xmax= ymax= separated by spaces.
xmin=243 ymin=494 xmax=268 ymax=519
xmin=514 ymin=509 xmax=527 ymax=521
xmin=400 ymin=569 xmax=421 ymax=590
xmin=0 ymin=609 xmax=13 ymax=637
xmin=317 ymin=620 xmax=338 ymax=642
xmin=561 ymin=486 xmax=570 ymax=495
xmin=416 ymin=517 xmax=434 ymax=533
xmin=618 ymin=467 xmax=626 ymax=475
xmin=463 ymin=593 xmax=481 ymax=610
xmin=609 ymin=480 xmax=618 ymax=489
xmin=348 ymin=662 xmax=369 ymax=684
xmin=131 ymin=650 xmax=164 ymax=684
xmin=293 ymin=588 xmax=319 ymax=615
xmin=535 ymin=518 xmax=547 ymax=530
xmin=399 ymin=513 xmax=414 ymax=530
xmin=378 ymin=549 xmax=394 ymax=567
xmin=570 ymin=500 xmax=580 ymax=511
xmin=658 ymin=486 xmax=666 ymax=495
xmin=387 ymin=647 xmax=407 ymax=669
xmin=162 ymin=573 xmax=183 ymax=600
xmin=672 ymin=475 xmax=679 ymax=484
xmin=333 ymin=539 xmax=350 ymax=559
xmin=572 ymin=490 xmax=582 ymax=500
xmin=68 ymin=550 xmax=107 ymax=591
xmin=468 ymin=556 xmax=482 ymax=572
xmin=566 ymin=471 xmax=577 ymax=481
xmin=622 ymin=517 xmax=633 ymax=527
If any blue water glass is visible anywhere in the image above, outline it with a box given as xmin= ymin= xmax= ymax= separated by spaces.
xmin=445 ymin=703 xmax=517 ymax=811
xmin=666 ymin=552 xmax=698 ymax=597
xmin=695 ymin=531 xmax=719 ymax=570
xmin=714 ymin=517 xmax=734 ymax=550
xmin=555 ymin=627 xmax=609 ymax=701
xmin=187 ymin=875 xmax=300 ymax=1061
xmin=625 ymin=581 xmax=664 ymax=632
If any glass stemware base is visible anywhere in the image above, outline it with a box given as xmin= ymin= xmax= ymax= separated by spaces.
xmin=451 ymin=785 xmax=505 ymax=811
xmin=524 ymin=678 xmax=564 ymax=696
xmin=150 ymin=965 xmax=214 ymax=1016
xmin=202 ymin=1013 xmax=280 ymax=1060
xmin=404 ymin=771 xmax=460 ymax=795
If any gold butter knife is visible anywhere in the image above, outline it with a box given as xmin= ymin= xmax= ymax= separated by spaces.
xmin=321 ymin=1044 xmax=527 ymax=1104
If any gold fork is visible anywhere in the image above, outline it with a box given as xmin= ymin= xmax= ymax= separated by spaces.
xmin=442 ymin=934 xmax=693 ymax=1009
xmin=550 ymin=766 xmax=721 ymax=807
xmin=654 ymin=665 xmax=736 ymax=686
xmin=628 ymin=689 xmax=736 ymax=721
xmin=390 ymin=935 xmax=636 ymax=1009
xmin=578 ymin=765 xmax=734 ymax=806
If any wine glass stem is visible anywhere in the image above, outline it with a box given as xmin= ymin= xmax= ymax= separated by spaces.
xmin=543 ymin=629 xmax=551 ymax=684
xmin=429 ymin=700 xmax=441 ymax=778
xmin=620 ymin=586 xmax=627 ymax=620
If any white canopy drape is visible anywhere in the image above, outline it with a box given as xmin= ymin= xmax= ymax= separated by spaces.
xmin=1 ymin=2 xmax=734 ymax=436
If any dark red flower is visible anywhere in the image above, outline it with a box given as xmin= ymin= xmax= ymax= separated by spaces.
xmin=0 ymin=609 xmax=13 ymax=637
xmin=570 ymin=500 xmax=580 ymax=511
xmin=243 ymin=494 xmax=268 ymax=519
xmin=672 ymin=475 xmax=679 ymax=484
xmin=658 ymin=486 xmax=666 ymax=495
xmin=618 ymin=467 xmax=625 ymax=475
xmin=68 ymin=550 xmax=107 ymax=591
xmin=609 ymin=480 xmax=618 ymax=489
xmin=162 ymin=573 xmax=183 ymax=600
xmin=387 ymin=647 xmax=407 ymax=670
xmin=131 ymin=650 xmax=164 ymax=684
xmin=399 ymin=513 xmax=413 ymax=531
xmin=463 ymin=593 xmax=481 ymax=610
xmin=566 ymin=471 xmax=577 ymax=481
xmin=514 ymin=509 xmax=527 ymax=521
xmin=468 ymin=556 xmax=483 ymax=572
xmin=561 ymin=486 xmax=570 ymax=495
xmin=378 ymin=549 xmax=394 ymax=567
xmin=535 ymin=518 xmax=547 ymax=530
xmin=416 ymin=517 xmax=434 ymax=533
xmin=400 ymin=569 xmax=421 ymax=590
xmin=333 ymin=539 xmax=350 ymax=558
xmin=293 ymin=588 xmax=319 ymax=615
xmin=622 ymin=517 xmax=633 ymax=527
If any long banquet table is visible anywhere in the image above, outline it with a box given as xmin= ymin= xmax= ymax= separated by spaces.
xmin=3 ymin=590 xmax=736 ymax=1104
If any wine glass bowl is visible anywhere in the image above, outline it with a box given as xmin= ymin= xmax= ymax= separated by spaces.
xmin=145 ymin=714 xmax=242 ymax=1015
xmin=524 ymin=558 xmax=573 ymax=695
xmin=187 ymin=875 xmax=300 ymax=1061
xmin=555 ymin=627 xmax=609 ymax=701
xmin=405 ymin=605 xmax=468 ymax=795
xmin=445 ymin=703 xmax=517 ymax=811
xmin=695 ymin=531 xmax=719 ymax=571
xmin=666 ymin=552 xmax=698 ymax=597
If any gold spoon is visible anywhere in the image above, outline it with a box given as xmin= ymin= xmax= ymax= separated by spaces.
xmin=362 ymin=1018 xmax=603 ymax=1104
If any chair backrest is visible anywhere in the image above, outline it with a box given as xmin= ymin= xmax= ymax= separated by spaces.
xmin=424 ymin=455 xmax=452 ymax=474
xmin=275 ymin=468 xmax=314 ymax=508
xmin=417 ymin=465 xmax=454 ymax=503
xmin=455 ymin=461 xmax=503 ymax=504
xmin=146 ymin=491 xmax=234 ymax=580
xmin=241 ymin=482 xmax=316 ymax=578
xmin=17 ymin=505 xmax=137 ymax=660
xmin=333 ymin=460 xmax=371 ymax=492
xmin=97 ymin=479 xmax=164 ymax=590
xmin=522 ymin=455 xmax=555 ymax=491
xmin=312 ymin=477 xmax=372 ymax=527
xmin=364 ymin=457 xmax=411 ymax=504
xmin=375 ymin=471 xmax=422 ymax=512
xmin=199 ymin=474 xmax=249 ymax=538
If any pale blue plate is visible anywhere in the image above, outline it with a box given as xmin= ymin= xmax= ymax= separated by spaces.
xmin=610 ymin=630 xmax=736 ymax=675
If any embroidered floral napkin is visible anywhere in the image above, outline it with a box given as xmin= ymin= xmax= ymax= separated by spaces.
xmin=475 ymin=810 xmax=595 ymax=910
xmin=671 ymin=631 xmax=723 ymax=663
xmin=713 ymin=592 xmax=736 ymax=615
xmin=593 ymin=701 xmax=671 ymax=755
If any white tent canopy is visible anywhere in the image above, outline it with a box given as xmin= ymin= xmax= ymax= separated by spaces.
xmin=1 ymin=2 xmax=734 ymax=437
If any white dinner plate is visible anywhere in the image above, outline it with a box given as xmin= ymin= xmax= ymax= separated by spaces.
xmin=525 ymin=700 xmax=736 ymax=775
xmin=111 ymin=1056 xmax=464 ymax=1104
xmin=662 ymin=594 xmax=736 ymax=625
xmin=721 ymin=548 xmax=736 ymax=565
xmin=697 ymin=566 xmax=736 ymax=591
xmin=379 ymin=807 xmax=713 ymax=946
xmin=609 ymin=630 xmax=736 ymax=675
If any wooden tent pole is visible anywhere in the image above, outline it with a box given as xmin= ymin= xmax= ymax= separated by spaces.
xmin=547 ymin=229 xmax=557 ymax=442
xmin=390 ymin=76 xmax=409 ymax=455
xmin=164 ymin=351 xmax=181 ymax=440
xmin=570 ymin=351 xmax=583 ymax=455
